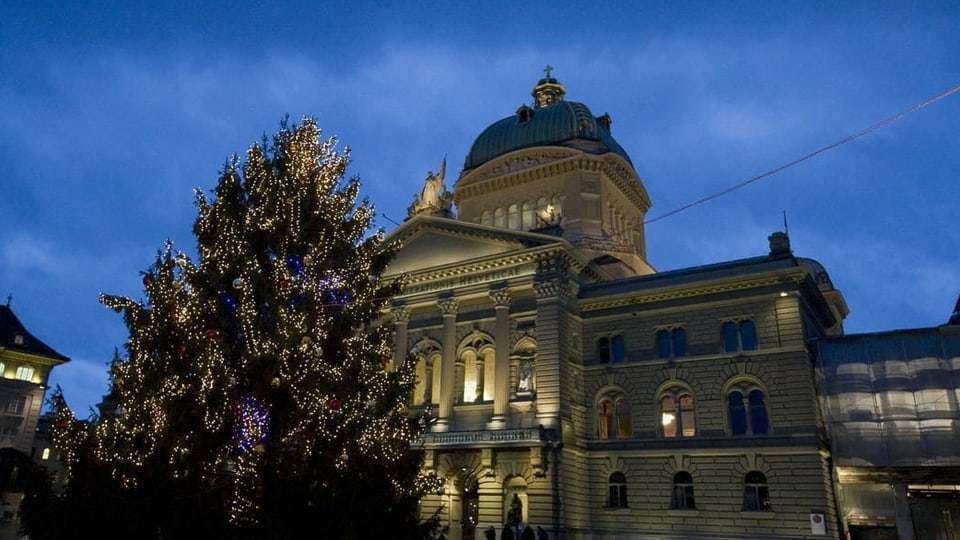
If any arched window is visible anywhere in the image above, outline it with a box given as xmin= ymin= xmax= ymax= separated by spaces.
xmin=480 ymin=210 xmax=493 ymax=226
xmin=522 ymin=201 xmax=535 ymax=230
xmin=748 ymin=390 xmax=769 ymax=434
xmin=413 ymin=351 xmax=440 ymax=406
xmin=742 ymin=471 xmax=771 ymax=511
xmin=670 ymin=471 xmax=695 ymax=510
xmin=608 ymin=472 xmax=628 ymax=508
xmin=493 ymin=207 xmax=505 ymax=228
xmin=722 ymin=320 xmax=758 ymax=352
xmin=507 ymin=204 xmax=520 ymax=229
xmin=598 ymin=393 xmax=631 ymax=440
xmin=727 ymin=385 xmax=770 ymax=435
xmin=461 ymin=335 xmax=495 ymax=403
xmin=660 ymin=388 xmax=696 ymax=438
xmin=657 ymin=328 xmax=687 ymax=358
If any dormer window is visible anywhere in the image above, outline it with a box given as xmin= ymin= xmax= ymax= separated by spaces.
xmin=597 ymin=113 xmax=612 ymax=132
xmin=516 ymin=104 xmax=534 ymax=124
xmin=13 ymin=334 xmax=24 ymax=345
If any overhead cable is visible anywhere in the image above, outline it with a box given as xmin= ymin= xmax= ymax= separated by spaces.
xmin=645 ymin=83 xmax=960 ymax=225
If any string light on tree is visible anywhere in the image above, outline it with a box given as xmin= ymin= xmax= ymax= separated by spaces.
xmin=47 ymin=117 xmax=437 ymax=539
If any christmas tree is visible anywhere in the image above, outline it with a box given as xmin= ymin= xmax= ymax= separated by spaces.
xmin=45 ymin=118 xmax=438 ymax=539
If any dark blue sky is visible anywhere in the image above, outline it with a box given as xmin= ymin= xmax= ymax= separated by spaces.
xmin=2 ymin=1 xmax=958 ymax=414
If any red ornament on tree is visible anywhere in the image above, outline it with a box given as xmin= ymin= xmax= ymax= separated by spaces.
xmin=177 ymin=344 xmax=188 ymax=358
xmin=143 ymin=275 xmax=153 ymax=287
xmin=206 ymin=329 xmax=219 ymax=342
xmin=57 ymin=419 xmax=70 ymax=430
xmin=279 ymin=279 xmax=290 ymax=290
xmin=327 ymin=397 xmax=341 ymax=410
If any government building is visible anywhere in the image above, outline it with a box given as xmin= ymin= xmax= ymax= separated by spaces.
xmin=383 ymin=72 xmax=855 ymax=539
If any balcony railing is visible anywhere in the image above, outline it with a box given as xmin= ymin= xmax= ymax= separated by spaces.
xmin=417 ymin=427 xmax=541 ymax=447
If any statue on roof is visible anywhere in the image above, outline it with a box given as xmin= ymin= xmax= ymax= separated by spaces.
xmin=407 ymin=156 xmax=455 ymax=219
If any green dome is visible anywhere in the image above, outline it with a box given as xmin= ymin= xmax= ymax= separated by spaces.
xmin=463 ymin=76 xmax=632 ymax=171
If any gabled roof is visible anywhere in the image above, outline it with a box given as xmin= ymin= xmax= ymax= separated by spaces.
xmin=0 ymin=304 xmax=70 ymax=363
xmin=383 ymin=214 xmax=607 ymax=285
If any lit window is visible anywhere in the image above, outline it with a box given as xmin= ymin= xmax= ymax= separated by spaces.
xmin=660 ymin=389 xmax=696 ymax=438
xmin=608 ymin=472 xmax=628 ymax=508
xmin=41 ymin=448 xmax=50 ymax=460
xmin=743 ymin=471 xmax=771 ymax=511
xmin=15 ymin=366 xmax=34 ymax=382
xmin=670 ymin=471 xmax=696 ymax=510
xmin=722 ymin=320 xmax=758 ymax=352
xmin=0 ymin=362 xmax=5 ymax=377
xmin=598 ymin=394 xmax=631 ymax=440
xmin=657 ymin=328 xmax=687 ymax=358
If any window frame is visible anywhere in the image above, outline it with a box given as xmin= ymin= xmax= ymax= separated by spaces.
xmin=608 ymin=472 xmax=628 ymax=508
xmin=726 ymin=382 xmax=770 ymax=436
xmin=14 ymin=365 xmax=34 ymax=382
xmin=659 ymin=386 xmax=697 ymax=438
xmin=722 ymin=319 xmax=758 ymax=352
xmin=656 ymin=327 xmax=687 ymax=359
xmin=670 ymin=471 xmax=696 ymax=510
xmin=7 ymin=396 xmax=26 ymax=415
xmin=597 ymin=334 xmax=626 ymax=364
xmin=742 ymin=471 xmax=771 ymax=511
xmin=597 ymin=392 xmax=631 ymax=441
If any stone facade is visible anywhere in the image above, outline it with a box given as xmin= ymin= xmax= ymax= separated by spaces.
xmin=383 ymin=73 xmax=851 ymax=539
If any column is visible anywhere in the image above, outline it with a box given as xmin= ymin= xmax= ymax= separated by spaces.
xmin=892 ymin=483 xmax=916 ymax=540
xmin=488 ymin=288 xmax=511 ymax=429
xmin=533 ymin=253 xmax=571 ymax=429
xmin=436 ymin=296 xmax=459 ymax=432
xmin=391 ymin=305 xmax=411 ymax=369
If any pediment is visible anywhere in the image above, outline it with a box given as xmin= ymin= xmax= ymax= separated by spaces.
xmin=383 ymin=215 xmax=565 ymax=277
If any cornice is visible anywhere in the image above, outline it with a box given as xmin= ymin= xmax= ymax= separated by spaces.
xmin=385 ymin=214 xmax=562 ymax=249
xmin=580 ymin=268 xmax=807 ymax=312
xmin=454 ymin=148 xmax=650 ymax=211
xmin=396 ymin=243 xmax=601 ymax=297
xmin=0 ymin=347 xmax=69 ymax=367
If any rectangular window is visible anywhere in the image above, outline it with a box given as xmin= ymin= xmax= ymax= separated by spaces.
xmin=658 ymin=328 xmax=687 ymax=358
xmin=722 ymin=320 xmax=758 ymax=352
xmin=15 ymin=366 xmax=35 ymax=382
xmin=7 ymin=396 xmax=25 ymax=415
xmin=598 ymin=337 xmax=611 ymax=364
xmin=611 ymin=335 xmax=626 ymax=363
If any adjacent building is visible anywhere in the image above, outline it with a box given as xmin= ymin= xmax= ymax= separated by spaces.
xmin=385 ymin=73 xmax=852 ymax=539
xmin=0 ymin=303 xmax=68 ymax=456
xmin=815 ymin=303 xmax=960 ymax=540
xmin=0 ymin=301 xmax=69 ymax=535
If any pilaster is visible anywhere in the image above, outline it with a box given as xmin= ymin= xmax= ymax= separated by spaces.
xmin=436 ymin=296 xmax=460 ymax=431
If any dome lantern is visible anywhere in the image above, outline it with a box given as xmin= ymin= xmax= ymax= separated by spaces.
xmin=532 ymin=65 xmax=566 ymax=108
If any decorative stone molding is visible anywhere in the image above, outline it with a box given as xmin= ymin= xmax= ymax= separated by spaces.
xmin=391 ymin=305 xmax=411 ymax=324
xmin=437 ymin=296 xmax=460 ymax=316
xmin=490 ymin=287 xmax=512 ymax=307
